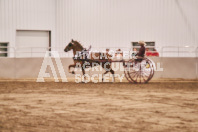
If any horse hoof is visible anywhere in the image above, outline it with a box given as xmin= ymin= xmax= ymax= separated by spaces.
xmin=72 ymin=71 xmax=75 ymax=74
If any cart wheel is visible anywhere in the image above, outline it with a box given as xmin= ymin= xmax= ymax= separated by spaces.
xmin=123 ymin=60 xmax=135 ymax=83
xmin=125 ymin=58 xmax=155 ymax=84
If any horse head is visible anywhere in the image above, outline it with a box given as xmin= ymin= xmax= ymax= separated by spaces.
xmin=64 ymin=39 xmax=84 ymax=52
xmin=64 ymin=39 xmax=75 ymax=52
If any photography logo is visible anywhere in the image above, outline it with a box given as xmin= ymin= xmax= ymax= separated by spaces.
xmin=37 ymin=51 xmax=163 ymax=83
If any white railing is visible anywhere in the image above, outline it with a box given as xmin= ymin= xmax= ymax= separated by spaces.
xmin=161 ymin=46 xmax=198 ymax=57
xmin=0 ymin=46 xmax=198 ymax=58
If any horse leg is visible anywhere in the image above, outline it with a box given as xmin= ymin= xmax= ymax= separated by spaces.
xmin=68 ymin=64 xmax=76 ymax=74
xmin=102 ymin=62 xmax=115 ymax=82
xmin=81 ymin=67 xmax=86 ymax=82
xmin=110 ymin=69 xmax=115 ymax=82
xmin=102 ymin=71 xmax=109 ymax=82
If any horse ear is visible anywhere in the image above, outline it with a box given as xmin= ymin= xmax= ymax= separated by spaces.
xmin=71 ymin=39 xmax=74 ymax=42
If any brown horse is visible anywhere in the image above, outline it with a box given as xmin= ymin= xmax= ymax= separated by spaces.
xmin=64 ymin=39 xmax=115 ymax=82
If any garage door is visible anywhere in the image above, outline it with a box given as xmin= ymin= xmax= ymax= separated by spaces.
xmin=16 ymin=30 xmax=50 ymax=57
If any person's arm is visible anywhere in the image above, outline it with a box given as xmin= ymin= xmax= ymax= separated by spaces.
xmin=137 ymin=47 xmax=143 ymax=56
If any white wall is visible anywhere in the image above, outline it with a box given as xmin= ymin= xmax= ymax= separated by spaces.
xmin=56 ymin=0 xmax=198 ymax=49
xmin=0 ymin=0 xmax=56 ymax=57
xmin=0 ymin=0 xmax=198 ymax=56
xmin=16 ymin=30 xmax=50 ymax=57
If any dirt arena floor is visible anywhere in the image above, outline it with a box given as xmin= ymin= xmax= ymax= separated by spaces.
xmin=0 ymin=79 xmax=198 ymax=132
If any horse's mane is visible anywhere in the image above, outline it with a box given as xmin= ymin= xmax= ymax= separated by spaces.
xmin=73 ymin=40 xmax=84 ymax=50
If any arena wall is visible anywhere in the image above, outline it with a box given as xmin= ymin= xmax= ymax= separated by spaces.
xmin=1 ymin=0 xmax=198 ymax=53
xmin=0 ymin=57 xmax=197 ymax=80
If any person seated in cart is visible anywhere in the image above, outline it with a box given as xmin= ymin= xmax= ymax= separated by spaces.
xmin=132 ymin=41 xmax=146 ymax=63
xmin=136 ymin=41 xmax=146 ymax=58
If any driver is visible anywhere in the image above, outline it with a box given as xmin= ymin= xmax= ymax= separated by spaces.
xmin=136 ymin=41 xmax=146 ymax=58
